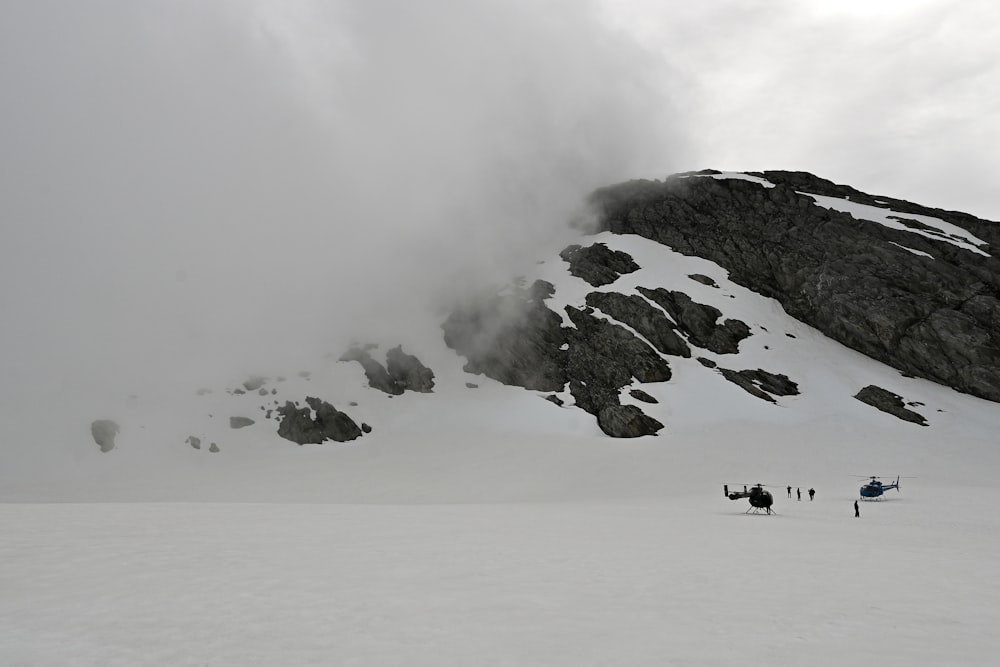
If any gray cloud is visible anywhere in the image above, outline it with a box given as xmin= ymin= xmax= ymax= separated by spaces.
xmin=2 ymin=0 xmax=997 ymax=418
xmin=606 ymin=0 xmax=1000 ymax=219
xmin=0 ymin=1 xmax=688 ymax=404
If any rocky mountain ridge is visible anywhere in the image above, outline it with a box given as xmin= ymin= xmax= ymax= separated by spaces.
xmin=87 ymin=170 xmax=999 ymax=451
xmin=591 ymin=170 xmax=1000 ymax=402
xmin=441 ymin=170 xmax=998 ymax=436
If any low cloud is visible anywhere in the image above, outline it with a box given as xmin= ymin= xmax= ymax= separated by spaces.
xmin=0 ymin=1 xmax=688 ymax=401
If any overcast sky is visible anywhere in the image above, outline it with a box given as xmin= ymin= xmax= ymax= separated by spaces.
xmin=1 ymin=0 xmax=997 ymax=406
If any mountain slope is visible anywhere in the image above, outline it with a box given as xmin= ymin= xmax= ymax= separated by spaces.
xmin=2 ymin=171 xmax=997 ymax=503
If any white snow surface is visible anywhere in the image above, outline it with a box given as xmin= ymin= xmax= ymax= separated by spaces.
xmin=680 ymin=170 xmax=776 ymax=188
xmin=802 ymin=192 xmax=991 ymax=257
xmin=3 ymin=233 xmax=1000 ymax=666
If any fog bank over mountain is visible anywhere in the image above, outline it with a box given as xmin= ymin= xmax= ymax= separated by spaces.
xmin=0 ymin=1 xmax=686 ymax=401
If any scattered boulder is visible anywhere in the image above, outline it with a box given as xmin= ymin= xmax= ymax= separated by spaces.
xmin=91 ymin=420 xmax=119 ymax=453
xmin=186 ymin=435 xmax=202 ymax=450
xmin=629 ymin=389 xmax=658 ymax=404
xmin=689 ymin=274 xmax=719 ymax=287
xmin=229 ymin=417 xmax=255 ymax=429
xmin=545 ymin=394 xmax=565 ymax=406
xmin=361 ymin=423 xmax=372 ymax=434
xmin=209 ymin=442 xmax=220 ymax=453
xmin=466 ymin=382 xmax=479 ymax=389
xmin=719 ymin=368 xmax=799 ymax=403
xmin=559 ymin=243 xmax=640 ymax=287
xmin=276 ymin=397 xmax=363 ymax=444
xmin=854 ymin=385 xmax=928 ymax=425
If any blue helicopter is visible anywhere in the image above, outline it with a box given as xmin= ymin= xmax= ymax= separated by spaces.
xmin=857 ymin=475 xmax=900 ymax=500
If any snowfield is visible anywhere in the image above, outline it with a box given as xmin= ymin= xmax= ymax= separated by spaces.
xmin=3 ymin=210 xmax=1000 ymax=666
xmin=4 ymin=490 xmax=999 ymax=666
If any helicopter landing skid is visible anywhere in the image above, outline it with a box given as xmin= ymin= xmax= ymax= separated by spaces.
xmin=745 ymin=507 xmax=775 ymax=515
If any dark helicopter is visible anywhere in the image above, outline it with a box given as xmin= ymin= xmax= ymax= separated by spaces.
xmin=724 ymin=484 xmax=774 ymax=514
xmin=857 ymin=475 xmax=901 ymax=500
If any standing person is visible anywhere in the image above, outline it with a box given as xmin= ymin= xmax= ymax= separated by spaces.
xmin=854 ymin=500 xmax=860 ymax=518
xmin=787 ymin=485 xmax=792 ymax=498
xmin=808 ymin=488 xmax=815 ymax=501
xmin=797 ymin=487 xmax=801 ymax=501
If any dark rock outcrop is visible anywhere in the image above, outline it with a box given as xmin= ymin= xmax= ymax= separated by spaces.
xmin=565 ymin=306 xmax=672 ymax=415
xmin=91 ymin=420 xmax=119 ymax=453
xmin=442 ymin=280 xmax=568 ymax=391
xmin=559 ymin=243 xmax=640 ymax=287
xmin=276 ymin=397 xmax=363 ymax=444
xmin=719 ymin=368 xmax=800 ymax=403
xmin=629 ymin=389 xmax=658 ymax=404
xmin=340 ymin=347 xmax=403 ymax=395
xmin=854 ymin=385 xmax=928 ymax=425
xmin=386 ymin=346 xmax=435 ymax=393
xmin=689 ymin=274 xmax=718 ymax=287
xmin=585 ymin=291 xmax=691 ymax=357
xmin=341 ymin=345 xmax=435 ymax=395
xmin=597 ymin=404 xmax=664 ymax=438
xmin=443 ymin=282 xmax=670 ymax=436
xmin=591 ymin=172 xmax=1000 ymax=402
xmin=637 ymin=288 xmax=751 ymax=354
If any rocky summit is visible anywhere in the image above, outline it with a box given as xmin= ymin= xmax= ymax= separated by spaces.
xmin=443 ymin=170 xmax=999 ymax=436
xmin=591 ymin=170 xmax=1000 ymax=403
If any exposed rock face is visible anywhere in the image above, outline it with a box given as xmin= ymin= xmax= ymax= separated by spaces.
xmin=90 ymin=420 xmax=119 ymax=453
xmin=559 ymin=243 xmax=640 ymax=286
xmin=854 ymin=385 xmax=928 ymax=425
xmin=340 ymin=345 xmax=435 ymax=395
xmin=585 ymin=291 xmax=691 ymax=357
xmin=565 ymin=306 xmax=672 ymax=417
xmin=597 ymin=404 xmax=664 ymax=438
xmin=229 ymin=417 xmax=255 ymax=429
xmin=442 ymin=280 xmax=568 ymax=392
xmin=276 ymin=397 xmax=363 ymax=444
xmin=443 ymin=281 xmax=669 ymax=436
xmin=637 ymin=288 xmax=751 ymax=354
xmin=591 ymin=171 xmax=1000 ymax=402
